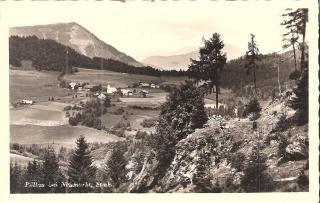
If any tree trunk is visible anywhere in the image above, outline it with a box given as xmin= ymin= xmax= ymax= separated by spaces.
xmin=277 ymin=59 xmax=281 ymax=95
xmin=290 ymin=23 xmax=297 ymax=71
xmin=300 ymin=21 xmax=306 ymax=73
xmin=253 ymin=66 xmax=257 ymax=95
xmin=215 ymin=82 xmax=219 ymax=109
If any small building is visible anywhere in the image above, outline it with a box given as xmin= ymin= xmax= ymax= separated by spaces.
xmin=139 ymin=82 xmax=150 ymax=88
xmin=106 ymin=84 xmax=117 ymax=94
xmin=21 ymin=99 xmax=34 ymax=105
xmin=150 ymin=84 xmax=156 ymax=88
xmin=121 ymin=89 xmax=133 ymax=96
xmin=97 ymin=93 xmax=107 ymax=100
xmin=69 ymin=82 xmax=78 ymax=90
xmin=139 ymin=90 xmax=149 ymax=97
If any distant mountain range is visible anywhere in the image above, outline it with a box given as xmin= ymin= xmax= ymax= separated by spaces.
xmin=10 ymin=22 xmax=143 ymax=67
xmin=142 ymin=44 xmax=243 ymax=71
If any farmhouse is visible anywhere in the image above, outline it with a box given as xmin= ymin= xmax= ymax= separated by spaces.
xmin=21 ymin=99 xmax=34 ymax=105
xmin=106 ymin=84 xmax=117 ymax=94
xmin=121 ymin=89 xmax=133 ymax=96
xmin=139 ymin=90 xmax=149 ymax=97
xmin=139 ymin=82 xmax=150 ymax=88
xmin=97 ymin=93 xmax=107 ymax=100
xmin=69 ymin=82 xmax=78 ymax=90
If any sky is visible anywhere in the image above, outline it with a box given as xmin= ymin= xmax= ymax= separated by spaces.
xmin=0 ymin=1 xmax=309 ymax=61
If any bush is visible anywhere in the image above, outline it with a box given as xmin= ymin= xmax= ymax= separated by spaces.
xmin=272 ymin=114 xmax=291 ymax=132
xmin=64 ymin=105 xmax=72 ymax=111
xmin=135 ymin=131 xmax=148 ymax=139
xmin=69 ymin=117 xmax=79 ymax=126
xmin=289 ymin=70 xmax=301 ymax=80
xmin=141 ymin=118 xmax=158 ymax=128
xmin=230 ymin=152 xmax=246 ymax=172
xmin=243 ymin=98 xmax=261 ymax=120
xmin=114 ymin=107 xmax=125 ymax=115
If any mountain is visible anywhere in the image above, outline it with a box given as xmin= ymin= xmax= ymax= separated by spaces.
xmin=9 ymin=22 xmax=143 ymax=67
xmin=142 ymin=44 xmax=243 ymax=71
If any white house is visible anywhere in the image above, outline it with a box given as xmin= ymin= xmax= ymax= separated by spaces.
xmin=121 ymin=89 xmax=133 ymax=96
xmin=150 ymin=84 xmax=156 ymax=88
xmin=106 ymin=84 xmax=117 ymax=94
xmin=139 ymin=82 xmax=150 ymax=87
xmin=97 ymin=93 xmax=107 ymax=100
xmin=69 ymin=82 xmax=78 ymax=90
xmin=21 ymin=99 xmax=34 ymax=105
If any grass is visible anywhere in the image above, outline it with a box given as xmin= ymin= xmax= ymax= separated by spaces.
xmin=10 ymin=124 xmax=123 ymax=147
xmin=10 ymin=69 xmax=69 ymax=103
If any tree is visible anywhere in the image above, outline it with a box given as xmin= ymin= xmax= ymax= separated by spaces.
xmin=241 ymin=145 xmax=274 ymax=192
xmin=281 ymin=8 xmax=299 ymax=71
xmin=281 ymin=8 xmax=308 ymax=73
xmin=10 ymin=162 xmax=23 ymax=193
xmin=42 ymin=147 xmax=65 ymax=193
xmin=68 ymin=136 xmax=96 ymax=192
xmin=289 ymin=67 xmax=308 ymax=125
xmin=157 ymin=81 xmax=208 ymax=142
xmin=103 ymin=147 xmax=127 ymax=189
xmin=244 ymin=34 xmax=261 ymax=95
xmin=25 ymin=159 xmax=42 ymax=193
xmin=188 ymin=33 xmax=227 ymax=108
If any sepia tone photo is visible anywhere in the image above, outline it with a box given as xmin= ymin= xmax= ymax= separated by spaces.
xmin=3 ymin=1 xmax=315 ymax=196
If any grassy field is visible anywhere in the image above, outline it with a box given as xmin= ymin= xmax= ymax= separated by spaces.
xmin=10 ymin=124 xmax=122 ymax=147
xmin=10 ymin=69 xmax=69 ymax=103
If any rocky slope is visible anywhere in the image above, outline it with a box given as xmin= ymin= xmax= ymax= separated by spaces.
xmin=127 ymin=95 xmax=308 ymax=192
xmin=10 ymin=22 xmax=143 ymax=67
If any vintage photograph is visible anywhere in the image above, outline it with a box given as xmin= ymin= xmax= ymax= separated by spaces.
xmin=5 ymin=2 xmax=312 ymax=194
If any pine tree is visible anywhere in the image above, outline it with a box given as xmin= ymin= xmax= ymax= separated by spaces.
xmin=289 ymin=68 xmax=308 ymax=125
xmin=10 ymin=162 xmax=23 ymax=193
xmin=244 ymin=34 xmax=261 ymax=95
xmin=188 ymin=33 xmax=227 ymax=108
xmin=42 ymin=147 xmax=65 ymax=193
xmin=241 ymin=145 xmax=274 ymax=192
xmin=25 ymin=159 xmax=42 ymax=193
xmin=103 ymin=147 xmax=127 ymax=189
xmin=68 ymin=136 xmax=96 ymax=193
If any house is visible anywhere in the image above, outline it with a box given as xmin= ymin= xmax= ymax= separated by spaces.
xmin=150 ymin=84 xmax=156 ymax=88
xmin=106 ymin=84 xmax=117 ymax=94
xmin=139 ymin=82 xmax=150 ymax=88
xmin=121 ymin=89 xmax=133 ymax=96
xmin=97 ymin=93 xmax=107 ymax=100
xmin=21 ymin=99 xmax=34 ymax=105
xmin=69 ymin=82 xmax=78 ymax=90
xmin=139 ymin=90 xmax=149 ymax=97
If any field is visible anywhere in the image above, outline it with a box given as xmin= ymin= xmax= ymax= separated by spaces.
xmin=9 ymin=69 xmax=69 ymax=103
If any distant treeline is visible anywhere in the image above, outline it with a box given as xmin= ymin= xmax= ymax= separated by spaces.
xmin=9 ymin=36 xmax=186 ymax=77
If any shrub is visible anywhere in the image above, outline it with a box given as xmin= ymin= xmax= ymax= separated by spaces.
xmin=241 ymin=146 xmax=274 ymax=192
xmin=69 ymin=117 xmax=79 ymax=126
xmin=289 ymin=70 xmax=301 ymax=80
xmin=114 ymin=107 xmax=125 ymax=115
xmin=243 ymin=98 xmax=261 ymax=120
xmin=135 ymin=131 xmax=148 ymax=139
xmin=272 ymin=114 xmax=291 ymax=132
xmin=141 ymin=118 xmax=158 ymax=128
xmin=64 ymin=105 xmax=72 ymax=111
xmin=230 ymin=152 xmax=246 ymax=172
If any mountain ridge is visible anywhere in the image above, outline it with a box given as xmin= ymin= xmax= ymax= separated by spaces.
xmin=9 ymin=22 xmax=143 ymax=67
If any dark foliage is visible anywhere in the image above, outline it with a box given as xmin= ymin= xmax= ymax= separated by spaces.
xmin=68 ymin=136 xmax=96 ymax=193
xmin=243 ymin=98 xmax=262 ymax=120
xmin=289 ymin=68 xmax=308 ymax=125
xmin=9 ymin=36 xmax=186 ymax=77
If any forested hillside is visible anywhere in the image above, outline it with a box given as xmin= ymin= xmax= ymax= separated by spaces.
xmin=9 ymin=36 xmax=185 ymax=77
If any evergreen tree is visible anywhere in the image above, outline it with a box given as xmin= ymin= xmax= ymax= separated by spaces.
xmin=68 ymin=136 xmax=96 ymax=193
xmin=42 ymin=147 xmax=65 ymax=193
xmin=244 ymin=34 xmax=261 ymax=95
xmin=25 ymin=159 xmax=42 ymax=193
xmin=10 ymin=162 xmax=23 ymax=193
xmin=289 ymin=68 xmax=308 ymax=125
xmin=103 ymin=147 xmax=127 ymax=189
xmin=281 ymin=8 xmax=299 ymax=71
xmin=188 ymin=33 xmax=227 ymax=108
xmin=241 ymin=145 xmax=274 ymax=192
